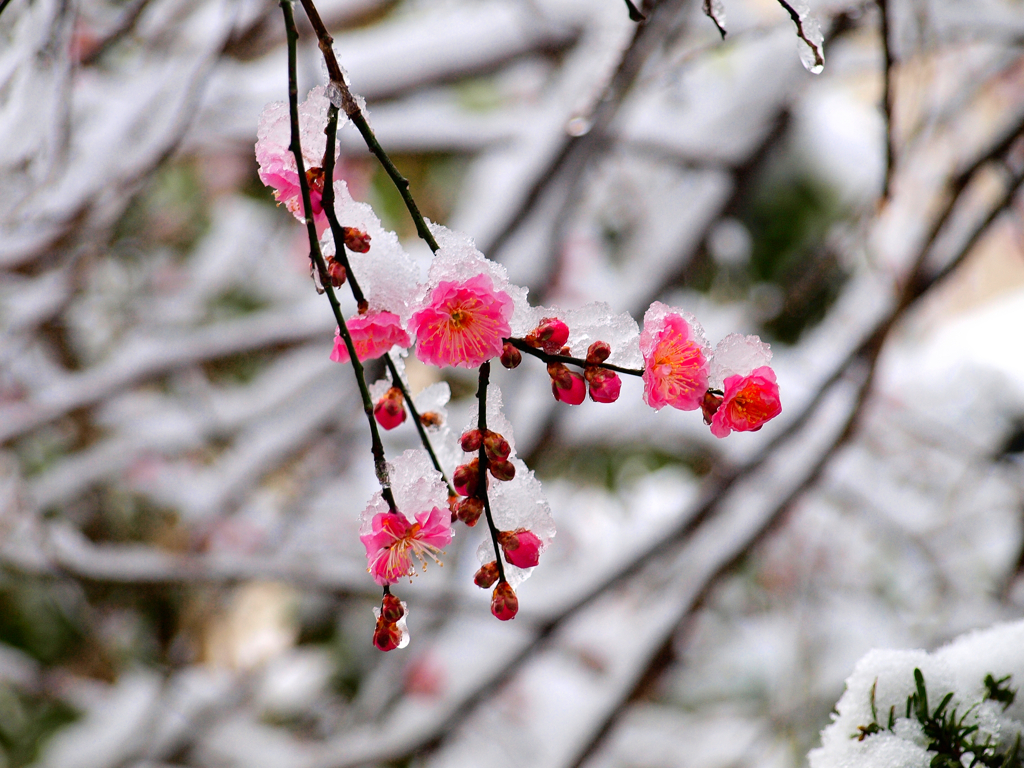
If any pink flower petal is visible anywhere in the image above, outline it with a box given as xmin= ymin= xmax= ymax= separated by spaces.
xmin=331 ymin=312 xmax=411 ymax=364
xmin=709 ymin=366 xmax=782 ymax=438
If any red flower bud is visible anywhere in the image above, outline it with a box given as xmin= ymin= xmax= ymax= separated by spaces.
xmin=455 ymin=497 xmax=484 ymax=526
xmin=527 ymin=317 xmax=570 ymax=354
xmin=552 ymin=371 xmax=586 ymax=405
xmin=460 ymin=429 xmax=483 ymax=453
xmin=586 ymin=368 xmax=621 ymax=403
xmin=373 ymin=618 xmax=402 ymax=652
xmin=306 ymin=166 xmax=325 ymax=193
xmin=453 ymin=459 xmax=480 ymax=497
xmin=327 ymin=260 xmax=347 ymax=287
xmin=474 ymin=561 xmax=500 ymax=589
xmin=374 ymin=387 xmax=406 ymax=430
xmin=491 ymin=581 xmax=519 ymax=621
xmin=497 ymin=528 xmax=543 ymax=568
xmin=483 ymin=431 xmax=510 ymax=462
xmin=488 ymin=459 xmax=516 ymax=482
xmin=547 ymin=362 xmax=573 ymax=390
xmin=586 ymin=341 xmax=611 ymax=364
xmin=343 ymin=227 xmax=371 ymax=253
xmin=701 ymin=390 xmax=724 ymax=425
xmin=500 ymin=342 xmax=522 ymax=369
xmin=381 ymin=593 xmax=405 ymax=623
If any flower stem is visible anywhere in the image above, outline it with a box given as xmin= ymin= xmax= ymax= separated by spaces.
xmin=297 ymin=0 xmax=439 ymax=253
xmin=504 ymin=337 xmax=645 ymax=376
xmin=320 ymin=101 xmax=454 ymax=494
xmin=281 ymin=0 xmax=397 ymax=512
xmin=476 ymin=362 xmax=507 ymax=584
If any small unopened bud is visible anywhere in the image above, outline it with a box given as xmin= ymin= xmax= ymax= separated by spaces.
xmin=488 ymin=459 xmax=516 ymax=482
xmin=419 ymin=411 xmax=443 ymax=428
xmin=381 ymin=593 xmax=404 ymax=623
xmin=372 ymin=618 xmax=402 ymax=652
xmin=527 ymin=317 xmax=570 ymax=354
xmin=586 ymin=341 xmax=611 ymax=364
xmin=374 ymin=387 xmax=406 ymax=430
xmin=306 ymin=166 xmax=325 ymax=193
xmin=500 ymin=342 xmax=522 ymax=369
xmin=585 ymin=367 xmax=621 ymax=403
xmin=460 ymin=429 xmax=483 ymax=453
xmin=491 ymin=581 xmax=519 ymax=621
xmin=483 ymin=431 xmax=510 ymax=462
xmin=357 ymin=299 xmax=369 ymax=315
xmin=474 ymin=561 xmax=500 ymax=589
xmin=701 ymin=390 xmax=724 ymax=425
xmin=327 ymin=260 xmax=347 ymax=287
xmin=453 ymin=459 xmax=480 ymax=497
xmin=547 ymin=362 xmax=573 ymax=390
xmin=343 ymin=227 xmax=371 ymax=253
xmin=455 ymin=497 xmax=484 ymax=526
xmin=552 ymin=371 xmax=586 ymax=405
xmin=498 ymin=528 xmax=543 ymax=569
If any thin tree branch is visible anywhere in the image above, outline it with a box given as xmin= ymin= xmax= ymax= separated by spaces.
xmin=877 ymin=0 xmax=897 ymax=200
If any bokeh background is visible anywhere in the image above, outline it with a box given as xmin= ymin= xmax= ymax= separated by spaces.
xmin=2 ymin=0 xmax=1024 ymax=766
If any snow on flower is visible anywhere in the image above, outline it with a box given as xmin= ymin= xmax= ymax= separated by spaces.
xmin=709 ymin=365 xmax=782 ymax=437
xmin=320 ymin=181 xmax=421 ymax=322
xmin=329 ymin=311 xmax=410 ymax=364
xmin=411 ymin=274 xmax=513 ymax=369
xmin=640 ymin=302 xmax=710 ymax=411
xmin=359 ymin=451 xmax=452 ymax=585
xmin=256 ymin=86 xmax=338 ymax=236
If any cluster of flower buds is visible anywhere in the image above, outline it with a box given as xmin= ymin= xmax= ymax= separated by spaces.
xmin=545 ymin=339 xmax=622 ymax=405
xmin=372 ymin=592 xmax=405 ymax=652
xmin=258 ymin=85 xmax=785 ymax=652
xmin=451 ymin=429 xmax=514 ymax=525
xmin=374 ymin=386 xmax=407 ymax=430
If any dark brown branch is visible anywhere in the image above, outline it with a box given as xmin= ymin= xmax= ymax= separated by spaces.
xmin=878 ymin=0 xmax=896 ymax=200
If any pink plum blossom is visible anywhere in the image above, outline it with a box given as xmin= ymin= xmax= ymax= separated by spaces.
xmin=360 ymin=507 xmax=452 ymax=585
xmin=709 ymin=366 xmax=782 ymax=438
xmin=330 ymin=312 xmax=410 ymax=364
xmin=411 ymin=274 xmax=513 ymax=369
xmin=255 ymin=86 xmax=336 ymax=236
xmin=640 ymin=304 xmax=709 ymax=411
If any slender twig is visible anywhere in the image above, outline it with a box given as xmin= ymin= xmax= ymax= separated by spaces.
xmin=321 ymin=103 xmax=453 ymax=493
xmin=504 ymin=337 xmax=645 ymax=376
xmin=382 ymin=353 xmax=456 ymax=496
xmin=776 ymin=0 xmax=825 ymax=70
xmin=877 ymin=0 xmax=896 ymax=200
xmin=296 ymin=0 xmax=440 ymax=253
xmin=321 ymin=104 xmax=366 ymax=306
xmin=281 ymin=0 xmax=397 ymax=512
xmin=476 ymin=362 xmax=507 ymax=584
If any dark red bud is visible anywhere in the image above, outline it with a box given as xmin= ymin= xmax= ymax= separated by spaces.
xmin=474 ymin=561 xmax=500 ymax=589
xmin=701 ymin=390 xmax=724 ymax=425
xmin=305 ymin=166 xmax=325 ymax=193
xmin=372 ymin=618 xmax=402 ymax=652
xmin=381 ymin=593 xmax=404 ymax=623
xmin=327 ymin=260 xmax=347 ymax=287
xmin=500 ymin=342 xmax=522 ymax=369
xmin=343 ymin=227 xmax=371 ymax=253
xmin=460 ymin=429 xmax=483 ymax=453
xmin=547 ymin=362 xmax=573 ymax=390
xmin=586 ymin=341 xmax=611 ymax=364
xmin=488 ymin=459 xmax=516 ymax=482
xmin=483 ymin=431 xmax=510 ymax=462
xmin=491 ymin=581 xmax=519 ymax=621
xmin=456 ymin=497 xmax=484 ymax=526
xmin=453 ymin=459 xmax=480 ymax=497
